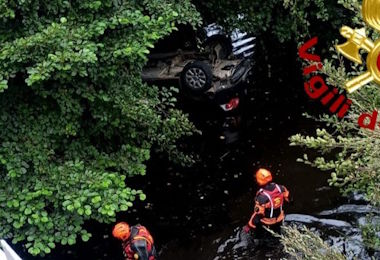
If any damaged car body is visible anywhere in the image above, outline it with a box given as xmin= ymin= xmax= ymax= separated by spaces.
xmin=142 ymin=23 xmax=256 ymax=143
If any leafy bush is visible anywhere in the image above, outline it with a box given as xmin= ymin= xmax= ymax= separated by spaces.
xmin=289 ymin=0 xmax=380 ymax=251
xmin=193 ymin=0 xmax=346 ymax=42
xmin=276 ymin=225 xmax=345 ymax=260
xmin=0 ymin=0 xmax=200 ymax=256
xmin=361 ymin=215 xmax=380 ymax=251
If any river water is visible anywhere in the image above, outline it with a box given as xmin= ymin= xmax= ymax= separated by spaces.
xmin=21 ymin=40 xmax=379 ymax=260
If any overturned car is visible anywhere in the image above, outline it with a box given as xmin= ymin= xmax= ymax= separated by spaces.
xmin=142 ymin=23 xmax=255 ymax=102
xmin=142 ymin=52 xmax=252 ymax=101
xmin=142 ymin=23 xmax=256 ymax=143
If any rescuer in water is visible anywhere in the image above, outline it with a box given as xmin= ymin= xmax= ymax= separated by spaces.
xmin=112 ymin=222 xmax=157 ymax=260
xmin=244 ymin=168 xmax=290 ymax=236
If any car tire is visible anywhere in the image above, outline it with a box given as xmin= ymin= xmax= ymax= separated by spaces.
xmin=180 ymin=61 xmax=213 ymax=93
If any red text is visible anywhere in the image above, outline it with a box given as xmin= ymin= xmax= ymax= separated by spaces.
xmin=299 ymin=37 xmax=352 ymax=119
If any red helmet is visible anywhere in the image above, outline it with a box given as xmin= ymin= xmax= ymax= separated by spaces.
xmin=112 ymin=222 xmax=131 ymax=241
xmin=255 ymin=168 xmax=272 ymax=186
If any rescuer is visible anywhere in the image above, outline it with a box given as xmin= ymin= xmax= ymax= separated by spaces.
xmin=112 ymin=222 xmax=157 ymax=260
xmin=244 ymin=168 xmax=290 ymax=236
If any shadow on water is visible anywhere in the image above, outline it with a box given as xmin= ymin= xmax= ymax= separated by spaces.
xmin=22 ymin=38 xmax=377 ymax=260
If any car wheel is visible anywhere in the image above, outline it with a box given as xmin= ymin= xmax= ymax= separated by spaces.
xmin=180 ymin=61 xmax=213 ymax=93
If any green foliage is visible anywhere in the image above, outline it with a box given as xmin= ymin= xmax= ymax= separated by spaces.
xmin=193 ymin=0 xmax=344 ymax=42
xmin=361 ymin=215 xmax=380 ymax=251
xmin=289 ymin=0 xmax=380 ymax=252
xmin=0 ymin=0 xmax=200 ymax=256
xmin=290 ymin=126 xmax=380 ymax=205
xmin=290 ymin=0 xmax=380 ymax=206
xmin=276 ymin=225 xmax=346 ymax=260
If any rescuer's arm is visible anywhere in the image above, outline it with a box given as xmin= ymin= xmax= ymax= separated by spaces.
xmin=244 ymin=201 xmax=265 ymax=232
xmin=282 ymin=185 xmax=290 ymax=203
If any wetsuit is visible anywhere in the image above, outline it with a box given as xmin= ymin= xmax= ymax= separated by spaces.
xmin=122 ymin=225 xmax=157 ymax=260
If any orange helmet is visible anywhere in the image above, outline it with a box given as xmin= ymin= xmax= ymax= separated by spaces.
xmin=255 ymin=168 xmax=272 ymax=186
xmin=112 ymin=222 xmax=131 ymax=241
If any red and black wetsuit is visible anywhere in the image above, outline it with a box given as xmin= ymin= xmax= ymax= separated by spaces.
xmin=122 ymin=225 xmax=156 ymax=260
xmin=248 ymin=182 xmax=289 ymax=234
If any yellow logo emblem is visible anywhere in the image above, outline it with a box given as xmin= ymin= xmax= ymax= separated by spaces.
xmin=274 ymin=197 xmax=281 ymax=207
xmin=336 ymin=0 xmax=380 ymax=93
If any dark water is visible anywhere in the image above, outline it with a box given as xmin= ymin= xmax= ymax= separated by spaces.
xmin=153 ymin=80 xmax=344 ymax=260
xmin=17 ymin=40 xmax=376 ymax=260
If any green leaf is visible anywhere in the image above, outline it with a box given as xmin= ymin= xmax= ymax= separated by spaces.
xmin=74 ymin=201 xmax=81 ymax=208
xmin=85 ymin=208 xmax=92 ymax=216
xmin=13 ymin=222 xmax=22 ymax=229
xmin=81 ymin=234 xmax=90 ymax=242
xmin=139 ymin=193 xmax=146 ymax=201
xmin=61 ymin=238 xmax=68 ymax=245
xmin=68 ymin=238 xmax=76 ymax=245
xmin=78 ymin=208 xmax=84 ymax=215
xmin=91 ymin=196 xmax=102 ymax=204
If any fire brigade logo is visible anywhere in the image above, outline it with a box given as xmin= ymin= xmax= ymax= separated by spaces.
xmin=336 ymin=0 xmax=380 ymax=93
xmin=274 ymin=197 xmax=281 ymax=207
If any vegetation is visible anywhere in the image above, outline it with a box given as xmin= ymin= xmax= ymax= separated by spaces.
xmin=290 ymin=0 xmax=380 ymax=207
xmin=0 ymin=0 xmax=200 ymax=256
xmin=194 ymin=0 xmax=347 ymax=42
xmin=289 ymin=0 xmax=380 ymax=253
xmin=361 ymin=215 xmax=380 ymax=250
xmin=275 ymin=225 xmax=346 ymax=260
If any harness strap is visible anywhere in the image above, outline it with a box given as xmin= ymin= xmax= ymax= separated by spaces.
xmin=261 ymin=191 xmax=273 ymax=218
xmin=275 ymin=184 xmax=283 ymax=211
